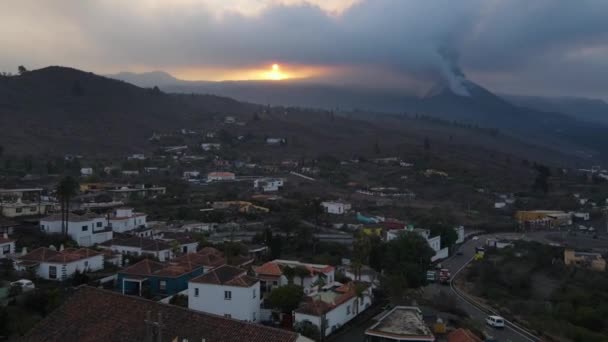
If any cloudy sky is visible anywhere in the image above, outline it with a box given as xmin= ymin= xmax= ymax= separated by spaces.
xmin=1 ymin=0 xmax=607 ymax=99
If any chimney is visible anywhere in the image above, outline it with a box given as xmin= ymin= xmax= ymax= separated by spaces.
xmin=22 ymin=247 xmax=28 ymax=255
xmin=2 ymin=232 xmax=7 ymax=239
xmin=60 ymin=244 xmax=65 ymax=252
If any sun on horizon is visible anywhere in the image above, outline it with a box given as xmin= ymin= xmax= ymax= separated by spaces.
xmin=266 ymin=63 xmax=287 ymax=80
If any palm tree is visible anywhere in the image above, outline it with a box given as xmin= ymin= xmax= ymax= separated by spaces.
xmin=56 ymin=176 xmax=79 ymax=236
xmin=282 ymin=266 xmax=296 ymax=285
xmin=353 ymin=283 xmax=371 ymax=316
xmin=294 ymin=266 xmax=310 ymax=287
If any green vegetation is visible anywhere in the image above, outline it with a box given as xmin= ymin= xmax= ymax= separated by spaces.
xmin=267 ymin=284 xmax=304 ymax=313
xmin=465 ymin=241 xmax=608 ymax=342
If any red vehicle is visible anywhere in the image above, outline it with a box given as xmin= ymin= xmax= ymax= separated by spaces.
xmin=438 ymin=268 xmax=451 ymax=285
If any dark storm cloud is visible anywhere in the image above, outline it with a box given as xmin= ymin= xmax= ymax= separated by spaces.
xmin=1 ymin=0 xmax=607 ymax=98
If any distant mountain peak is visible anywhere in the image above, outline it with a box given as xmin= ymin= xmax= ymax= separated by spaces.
xmin=107 ymin=70 xmax=181 ymax=87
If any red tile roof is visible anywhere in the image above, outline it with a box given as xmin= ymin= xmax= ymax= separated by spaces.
xmin=254 ymin=261 xmax=283 ymax=277
xmin=190 ymin=265 xmax=259 ymax=287
xmin=447 ymin=328 xmax=483 ymax=342
xmin=18 ymin=247 xmax=101 ymax=264
xmin=22 ymin=286 xmax=299 ymax=342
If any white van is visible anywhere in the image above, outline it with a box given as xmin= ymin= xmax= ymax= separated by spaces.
xmin=486 ymin=315 xmax=505 ymax=328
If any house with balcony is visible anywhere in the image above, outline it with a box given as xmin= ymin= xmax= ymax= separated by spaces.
xmin=254 ymin=259 xmax=335 ymax=295
xmin=294 ymin=282 xmax=373 ymax=337
xmin=108 ymin=208 xmax=147 ymax=233
xmin=188 ymin=265 xmax=261 ymax=322
xmin=14 ymin=247 xmax=103 ymax=281
xmin=117 ymin=258 xmax=206 ymax=298
xmin=40 ymin=213 xmax=113 ymax=247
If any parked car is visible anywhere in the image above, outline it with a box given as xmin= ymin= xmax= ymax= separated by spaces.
xmin=486 ymin=315 xmax=505 ymax=328
xmin=11 ymin=279 xmax=35 ymax=292
xmin=456 ymin=250 xmax=464 ymax=256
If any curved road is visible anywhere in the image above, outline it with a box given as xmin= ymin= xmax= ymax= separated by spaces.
xmin=428 ymin=234 xmax=540 ymax=342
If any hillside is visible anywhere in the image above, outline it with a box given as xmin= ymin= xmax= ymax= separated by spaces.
xmin=0 ymin=66 xmax=597 ymax=170
xmin=504 ymin=94 xmax=608 ymax=125
xmin=108 ymin=71 xmax=608 ymax=161
xmin=0 ymin=67 xmax=259 ymax=155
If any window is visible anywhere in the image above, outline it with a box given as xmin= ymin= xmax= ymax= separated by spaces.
xmin=224 ymin=291 xmax=232 ymax=300
xmin=253 ymin=288 xmax=256 ymax=298
xmin=253 ymin=312 xmax=256 ymax=322
xmin=2 ymin=244 xmax=10 ymax=254
xmin=164 ymin=251 xmax=170 ymax=259
xmin=346 ymin=305 xmax=350 ymax=315
xmin=194 ymin=288 xmax=199 ymax=297
xmin=82 ymin=225 xmax=88 ymax=232
xmin=30 ymin=207 xmax=37 ymax=212
xmin=96 ymin=222 xmax=102 ymax=227
xmin=15 ymin=208 xmax=22 ymax=213
xmin=272 ymin=281 xmax=278 ymax=286
xmin=49 ymin=266 xmax=57 ymax=279
xmin=84 ymin=261 xmax=89 ymax=268
xmin=160 ymin=281 xmax=167 ymax=292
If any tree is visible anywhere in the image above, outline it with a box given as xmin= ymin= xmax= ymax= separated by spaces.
xmin=293 ymin=266 xmax=311 ymax=287
xmin=383 ymin=232 xmax=434 ymax=290
xmin=430 ymin=225 xmax=458 ymax=249
xmin=352 ymin=232 xmax=372 ymax=281
xmin=56 ymin=176 xmax=79 ymax=235
xmin=294 ymin=321 xmax=321 ymax=341
xmin=18 ymin=65 xmax=27 ymax=75
xmin=267 ymin=284 xmax=304 ymax=313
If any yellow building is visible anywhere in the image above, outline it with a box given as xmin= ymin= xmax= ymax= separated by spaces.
xmin=515 ymin=210 xmax=572 ymax=229
xmin=564 ymin=249 xmax=606 ymax=272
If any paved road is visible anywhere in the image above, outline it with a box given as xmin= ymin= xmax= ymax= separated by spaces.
xmin=428 ymin=234 xmax=539 ymax=342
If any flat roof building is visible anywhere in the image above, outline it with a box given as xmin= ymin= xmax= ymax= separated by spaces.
xmin=365 ymin=306 xmax=435 ymax=342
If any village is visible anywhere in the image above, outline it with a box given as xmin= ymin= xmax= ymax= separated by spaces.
xmin=2 ymin=127 xmax=608 ymax=342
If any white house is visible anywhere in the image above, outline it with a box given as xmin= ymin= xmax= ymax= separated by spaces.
xmin=0 ymin=233 xmax=15 ymax=259
xmin=266 ymin=138 xmax=285 ymax=145
xmin=80 ymin=167 xmax=94 ymax=176
xmin=127 ymin=154 xmax=146 ymax=160
xmin=109 ymin=208 xmax=147 ymax=233
xmin=386 ymin=228 xmax=449 ymax=262
xmin=321 ymin=201 xmax=351 ymax=215
xmin=40 ymin=213 xmax=113 ymax=247
xmin=14 ymin=247 xmax=103 ymax=281
xmin=294 ymin=282 xmax=373 ymax=337
xmin=454 ymin=226 xmax=465 ymax=244
xmin=0 ymin=200 xmax=55 ymax=218
xmin=573 ymin=212 xmax=590 ymax=221
xmin=207 ymin=172 xmax=236 ymax=182
xmin=98 ymin=237 xmax=174 ymax=262
xmin=188 ymin=265 xmax=261 ymax=322
xmin=254 ymin=259 xmax=335 ymax=295
xmin=183 ymin=171 xmax=201 ymax=180
xmin=201 ymin=143 xmax=221 ymax=151
xmin=254 ymin=178 xmax=284 ymax=192
xmin=121 ymin=170 xmax=140 ymax=176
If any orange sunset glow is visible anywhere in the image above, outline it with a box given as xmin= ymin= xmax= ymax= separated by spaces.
xmin=168 ymin=63 xmax=330 ymax=82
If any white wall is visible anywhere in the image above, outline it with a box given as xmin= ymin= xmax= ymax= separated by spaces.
xmin=109 ymin=215 xmax=147 ymax=233
xmin=41 ymin=217 xmax=111 ymax=247
xmin=37 ymin=254 xmax=104 ymax=281
xmin=108 ymin=245 xmax=173 ymax=262
xmin=0 ymin=241 xmax=15 ymax=258
xmin=295 ymin=289 xmax=373 ymax=337
xmin=188 ymin=282 xmax=261 ymax=322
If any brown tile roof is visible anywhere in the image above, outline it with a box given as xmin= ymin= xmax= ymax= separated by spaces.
xmin=0 ymin=236 xmax=15 ymax=244
xmin=22 ymin=286 xmax=299 ymax=342
xmin=254 ymin=261 xmax=283 ymax=277
xmin=173 ymin=252 xmax=226 ymax=269
xmin=295 ymin=282 xmax=370 ymax=316
xmin=120 ymin=259 xmax=166 ymax=276
xmin=104 ymin=237 xmax=172 ymax=251
xmin=190 ymin=265 xmax=259 ymax=287
xmin=18 ymin=247 xmax=101 ymax=264
xmin=448 ymin=328 xmax=483 ymax=342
